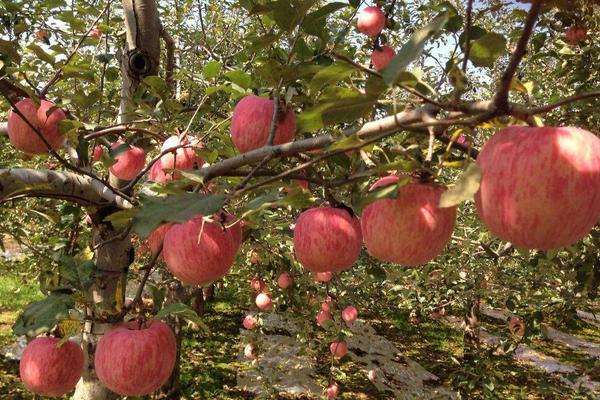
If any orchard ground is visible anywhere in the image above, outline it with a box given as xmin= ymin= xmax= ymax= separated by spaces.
xmin=1 ymin=270 xmax=599 ymax=400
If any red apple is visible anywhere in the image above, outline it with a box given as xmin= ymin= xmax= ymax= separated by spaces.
xmin=371 ymin=46 xmax=396 ymax=70
xmin=20 ymin=337 xmax=84 ymax=397
xmin=144 ymin=223 xmax=174 ymax=255
xmin=34 ymin=30 xmax=48 ymax=41
xmin=255 ymin=293 xmax=272 ymax=311
xmin=341 ymin=306 xmax=358 ymax=325
xmin=230 ymin=95 xmax=295 ymax=153
xmin=361 ymin=176 xmax=456 ymax=265
xmin=294 ymin=207 xmax=362 ymax=272
xmin=250 ymin=277 xmax=266 ymax=292
xmin=314 ymin=271 xmax=333 ymax=282
xmin=357 ymin=6 xmax=386 ymax=37
xmin=92 ymin=145 xmax=104 ymax=162
xmin=326 ymin=382 xmax=340 ymax=398
xmin=244 ymin=343 xmax=257 ymax=360
xmin=243 ymin=315 xmax=258 ymax=330
xmin=89 ymin=27 xmax=102 ymax=39
xmin=475 ymin=127 xmax=600 ymax=250
xmin=277 ymin=273 xmax=294 ymax=289
xmin=7 ymin=98 xmax=66 ymax=154
xmin=157 ymin=136 xmax=200 ymax=179
xmin=162 ymin=215 xmax=238 ymax=285
xmin=567 ymin=25 xmax=587 ymax=45
xmin=95 ymin=320 xmax=176 ymax=396
xmin=109 ymin=142 xmax=146 ymax=181
xmin=329 ymin=340 xmax=348 ymax=358
xmin=316 ymin=310 xmax=332 ymax=327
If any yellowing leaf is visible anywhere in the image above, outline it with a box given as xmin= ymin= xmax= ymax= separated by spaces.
xmin=439 ymin=163 xmax=481 ymax=208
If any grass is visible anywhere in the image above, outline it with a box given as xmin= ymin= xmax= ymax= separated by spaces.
xmin=1 ymin=274 xmax=599 ymax=399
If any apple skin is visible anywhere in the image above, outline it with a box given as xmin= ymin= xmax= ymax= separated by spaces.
xmin=19 ymin=337 xmax=84 ymax=397
xmin=314 ymin=271 xmax=333 ymax=282
xmin=329 ymin=340 xmax=348 ymax=358
xmin=475 ymin=126 xmax=600 ymax=250
xmin=255 ymin=293 xmax=273 ymax=311
xmin=294 ymin=207 xmax=362 ymax=273
xmin=371 ymin=46 xmax=396 ymax=70
xmin=567 ymin=25 xmax=587 ymax=45
xmin=95 ymin=320 xmax=176 ymax=396
xmin=162 ymin=215 xmax=238 ymax=285
xmin=109 ymin=142 xmax=146 ymax=181
xmin=144 ymin=223 xmax=174 ymax=255
xmin=230 ymin=95 xmax=295 ymax=153
xmin=357 ymin=6 xmax=386 ymax=37
xmin=92 ymin=145 xmax=104 ymax=162
xmin=361 ymin=176 xmax=456 ymax=265
xmin=7 ymin=98 xmax=66 ymax=154
xmin=316 ymin=310 xmax=332 ymax=327
xmin=89 ymin=27 xmax=102 ymax=39
xmin=341 ymin=306 xmax=358 ymax=324
xmin=277 ymin=273 xmax=294 ymax=289
xmin=243 ymin=315 xmax=258 ymax=330
xmin=326 ymin=382 xmax=340 ymax=398
xmin=250 ymin=277 xmax=266 ymax=292
xmin=244 ymin=343 xmax=257 ymax=360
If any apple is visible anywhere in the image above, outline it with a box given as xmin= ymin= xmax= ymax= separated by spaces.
xmin=249 ymin=250 xmax=262 ymax=264
xmin=371 ymin=46 xmax=396 ymax=70
xmin=7 ymin=98 xmax=66 ymax=154
xmin=326 ymin=382 xmax=340 ymax=398
xmin=475 ymin=126 xmax=600 ymax=250
xmin=35 ymin=30 xmax=49 ymax=41
xmin=95 ymin=320 xmax=176 ymax=396
xmin=314 ymin=271 xmax=333 ymax=282
xmin=92 ymin=145 xmax=104 ymax=162
xmin=89 ymin=27 xmax=102 ymax=39
xmin=109 ymin=142 xmax=146 ymax=181
xmin=341 ymin=306 xmax=358 ymax=325
xmin=243 ymin=315 xmax=258 ymax=330
xmin=250 ymin=277 xmax=266 ymax=292
xmin=162 ymin=215 xmax=238 ymax=285
xmin=148 ymin=160 xmax=170 ymax=183
xmin=230 ymin=95 xmax=296 ymax=153
xmin=20 ymin=337 xmax=84 ymax=397
xmin=361 ymin=176 xmax=456 ymax=265
xmin=316 ymin=310 xmax=332 ymax=327
xmin=357 ymin=6 xmax=386 ymax=37
xmin=294 ymin=207 xmax=362 ymax=272
xmin=277 ymin=273 xmax=294 ymax=289
xmin=329 ymin=340 xmax=348 ymax=358
xmin=144 ymin=223 xmax=174 ymax=255
xmin=244 ymin=343 xmax=257 ymax=360
xmin=567 ymin=25 xmax=587 ymax=45
xmin=255 ymin=293 xmax=273 ymax=311
xmin=320 ymin=302 xmax=332 ymax=313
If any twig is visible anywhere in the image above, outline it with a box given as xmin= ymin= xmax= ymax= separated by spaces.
xmin=40 ymin=0 xmax=113 ymax=96
xmin=131 ymin=243 xmax=163 ymax=308
xmin=461 ymin=0 xmax=474 ymax=73
xmin=494 ymin=0 xmax=542 ymax=110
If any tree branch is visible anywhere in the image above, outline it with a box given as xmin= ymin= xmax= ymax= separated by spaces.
xmin=0 ymin=168 xmax=133 ymax=209
xmin=494 ymin=0 xmax=542 ymax=110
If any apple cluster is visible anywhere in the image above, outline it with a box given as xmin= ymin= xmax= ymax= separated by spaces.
xmin=356 ymin=6 xmax=397 ymax=70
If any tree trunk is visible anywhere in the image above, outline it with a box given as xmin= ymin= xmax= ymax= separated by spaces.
xmin=72 ymin=0 xmax=162 ymax=398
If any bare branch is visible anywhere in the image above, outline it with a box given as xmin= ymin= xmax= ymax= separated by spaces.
xmin=494 ymin=0 xmax=542 ymax=110
xmin=0 ymin=168 xmax=133 ymax=209
xmin=461 ymin=0 xmax=474 ymax=73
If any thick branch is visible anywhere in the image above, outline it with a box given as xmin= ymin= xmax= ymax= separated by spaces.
xmin=0 ymin=169 xmax=133 ymax=208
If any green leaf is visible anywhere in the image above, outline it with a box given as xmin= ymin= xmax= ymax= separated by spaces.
xmin=132 ymin=193 xmax=226 ymax=238
xmin=439 ymin=163 xmax=481 ymax=208
xmin=224 ymin=69 xmax=253 ymax=89
xmin=202 ymin=61 xmax=222 ymax=79
xmin=13 ymin=292 xmax=74 ymax=337
xmin=143 ymin=76 xmax=170 ymax=99
xmin=382 ymin=13 xmax=449 ymax=86
xmin=468 ymin=33 xmax=507 ymax=68
xmin=309 ymin=63 xmax=355 ymax=93
xmin=272 ymin=0 xmax=312 ymax=32
xmin=27 ymin=43 xmax=55 ymax=65
xmin=354 ymin=177 xmax=411 ymax=213
xmin=327 ymin=134 xmax=364 ymax=152
xmin=0 ymin=39 xmax=21 ymax=63
xmin=156 ymin=303 xmax=209 ymax=332
xmin=303 ymin=2 xmax=347 ymax=37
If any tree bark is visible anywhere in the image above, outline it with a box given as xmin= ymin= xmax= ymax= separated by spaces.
xmin=72 ymin=0 xmax=162 ymax=398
